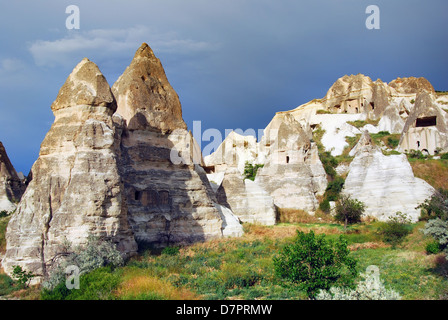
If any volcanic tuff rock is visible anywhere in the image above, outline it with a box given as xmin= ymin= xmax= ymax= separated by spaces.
xmin=389 ymin=77 xmax=435 ymax=94
xmin=112 ymin=43 xmax=229 ymax=246
xmin=2 ymin=58 xmax=137 ymax=282
xmin=255 ymin=113 xmax=327 ymax=212
xmin=0 ymin=142 xmax=25 ymax=212
xmin=399 ymin=91 xmax=448 ymax=154
xmin=343 ymin=135 xmax=434 ymax=222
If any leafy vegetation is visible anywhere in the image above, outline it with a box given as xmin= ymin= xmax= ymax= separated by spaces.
xmin=273 ymin=230 xmax=358 ymax=299
xmin=243 ymin=162 xmax=264 ymax=181
xmin=1 ymin=219 xmax=447 ymax=300
xmin=377 ymin=212 xmax=413 ymax=248
xmin=334 ymin=195 xmax=366 ymax=229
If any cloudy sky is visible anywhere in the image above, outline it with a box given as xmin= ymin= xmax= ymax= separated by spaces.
xmin=0 ymin=0 xmax=447 ymax=174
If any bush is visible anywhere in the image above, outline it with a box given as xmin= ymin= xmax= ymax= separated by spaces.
xmin=422 ymin=218 xmax=448 ymax=259
xmin=408 ymin=149 xmax=426 ymax=159
xmin=319 ymin=199 xmax=331 ymax=213
xmin=441 ymin=153 xmax=448 ymax=160
xmin=0 ymin=210 xmax=8 ymax=218
xmin=426 ymin=241 xmax=441 ymax=255
xmin=324 ymin=176 xmax=345 ymax=201
xmin=273 ymin=230 xmax=358 ymax=299
xmin=378 ymin=212 xmax=413 ymax=248
xmin=243 ymin=162 xmax=264 ymax=181
xmin=316 ymin=266 xmax=401 ymax=300
xmin=417 ymin=188 xmax=448 ymax=221
xmin=42 ymin=235 xmax=124 ymax=291
xmin=334 ymin=195 xmax=366 ymax=229
xmin=11 ymin=265 xmax=35 ymax=288
xmin=161 ymin=246 xmax=180 ymax=256
xmin=387 ymin=136 xmax=400 ymax=149
xmin=41 ymin=267 xmax=121 ymax=300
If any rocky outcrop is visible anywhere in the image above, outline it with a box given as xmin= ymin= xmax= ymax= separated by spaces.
xmin=0 ymin=142 xmax=25 ymax=212
xmin=256 ymin=113 xmax=327 ymax=212
xmin=2 ymin=58 xmax=138 ymax=281
xmin=323 ymin=74 xmax=374 ymax=114
xmin=343 ymin=133 xmax=434 ymax=222
xmin=215 ymin=167 xmax=276 ymax=225
xmin=399 ymin=91 xmax=448 ymax=154
xmin=112 ymin=43 xmax=228 ymax=246
xmin=389 ymin=77 xmax=435 ymax=94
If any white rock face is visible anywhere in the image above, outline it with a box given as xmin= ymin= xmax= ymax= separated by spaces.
xmin=343 ymin=146 xmax=434 ymax=222
xmin=215 ymin=167 xmax=276 ymax=225
xmin=213 ymin=203 xmax=244 ymax=237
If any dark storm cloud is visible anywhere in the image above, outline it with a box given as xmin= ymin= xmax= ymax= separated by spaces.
xmin=0 ymin=0 xmax=446 ymax=173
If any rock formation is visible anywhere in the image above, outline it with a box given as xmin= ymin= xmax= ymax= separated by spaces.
xmin=399 ymin=91 xmax=448 ymax=154
xmin=389 ymin=77 xmax=435 ymax=94
xmin=256 ymin=113 xmax=327 ymax=212
xmin=112 ymin=43 xmax=234 ymax=246
xmin=2 ymin=58 xmax=138 ymax=281
xmin=343 ymin=132 xmax=434 ymax=222
xmin=0 ymin=142 xmax=25 ymax=212
xmin=205 ymin=131 xmax=276 ymax=225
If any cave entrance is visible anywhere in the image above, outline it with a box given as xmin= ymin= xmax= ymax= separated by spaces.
xmin=416 ymin=116 xmax=437 ymax=128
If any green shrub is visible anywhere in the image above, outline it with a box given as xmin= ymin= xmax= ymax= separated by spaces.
xmin=41 ymin=267 xmax=121 ymax=300
xmin=11 ymin=265 xmax=35 ymax=288
xmin=319 ymin=199 xmax=331 ymax=213
xmin=378 ymin=212 xmax=413 ymax=248
xmin=426 ymin=241 xmax=441 ymax=255
xmin=441 ymin=153 xmax=448 ymax=160
xmin=243 ymin=162 xmax=264 ymax=181
xmin=422 ymin=218 xmax=448 ymax=259
xmin=161 ymin=246 xmax=180 ymax=256
xmin=417 ymin=188 xmax=448 ymax=221
xmin=0 ymin=210 xmax=8 ymax=218
xmin=387 ymin=136 xmax=400 ymax=149
xmin=273 ymin=230 xmax=358 ymax=299
xmin=334 ymin=195 xmax=366 ymax=229
xmin=42 ymin=235 xmax=124 ymax=291
xmin=325 ymin=176 xmax=345 ymax=201
xmin=408 ymin=149 xmax=426 ymax=159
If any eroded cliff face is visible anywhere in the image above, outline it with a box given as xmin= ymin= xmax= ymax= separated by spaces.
xmin=2 ymin=58 xmax=137 ymax=281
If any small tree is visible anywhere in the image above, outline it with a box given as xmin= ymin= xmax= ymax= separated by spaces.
xmin=273 ymin=230 xmax=358 ymax=299
xmin=334 ymin=195 xmax=366 ymax=230
xmin=12 ymin=265 xmax=35 ymax=288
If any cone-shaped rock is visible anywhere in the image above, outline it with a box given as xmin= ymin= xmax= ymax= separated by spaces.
xmin=112 ymin=44 xmax=225 ymax=247
xmin=399 ymin=91 xmax=448 ymax=154
xmin=2 ymin=58 xmax=137 ymax=282
xmin=113 ymin=43 xmax=187 ymax=134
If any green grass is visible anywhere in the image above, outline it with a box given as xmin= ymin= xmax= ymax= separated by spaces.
xmin=4 ymin=217 xmax=448 ymax=300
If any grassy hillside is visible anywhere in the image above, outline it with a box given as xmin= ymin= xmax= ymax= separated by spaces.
xmin=409 ymin=158 xmax=448 ymax=190
xmin=3 ymin=219 xmax=446 ymax=300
